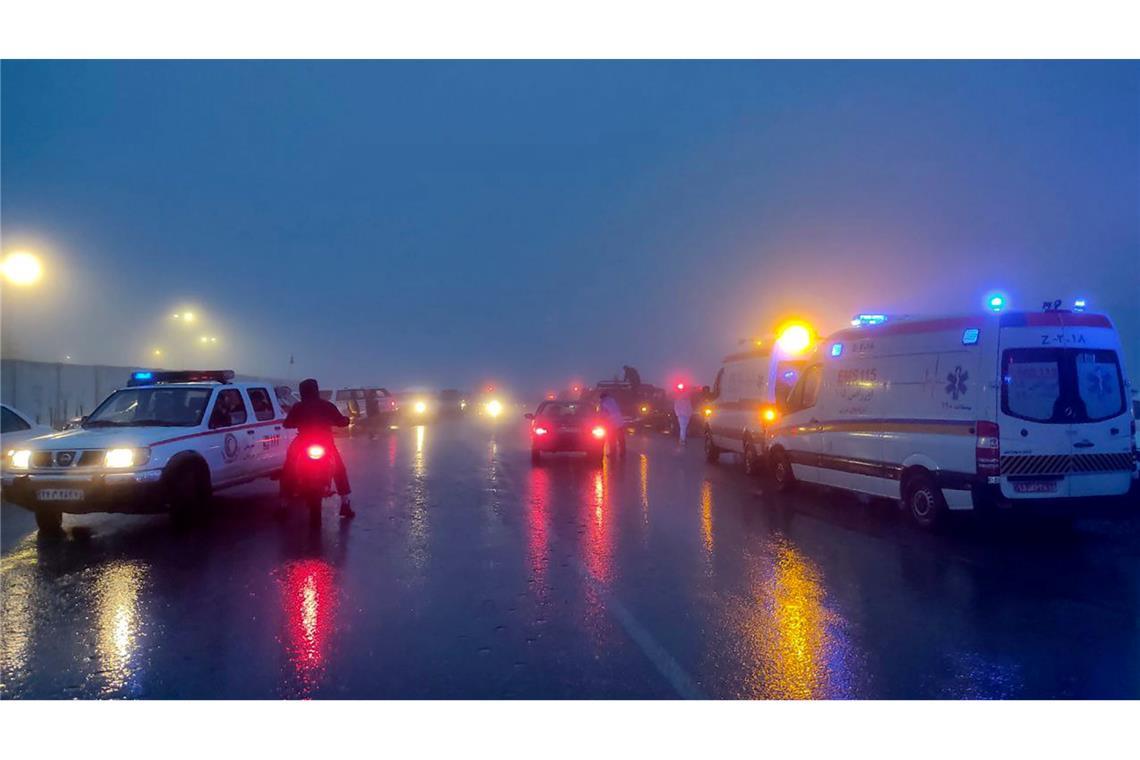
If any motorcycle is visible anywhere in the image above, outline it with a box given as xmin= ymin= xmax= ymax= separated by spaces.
xmin=285 ymin=439 xmax=335 ymax=523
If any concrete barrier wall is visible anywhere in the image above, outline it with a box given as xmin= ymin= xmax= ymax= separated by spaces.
xmin=1 ymin=359 xmax=294 ymax=428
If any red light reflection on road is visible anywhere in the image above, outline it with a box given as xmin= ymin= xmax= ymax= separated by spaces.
xmin=526 ymin=464 xmax=551 ymax=590
xmin=280 ymin=559 xmax=337 ymax=698
xmin=583 ymin=462 xmax=612 ymax=585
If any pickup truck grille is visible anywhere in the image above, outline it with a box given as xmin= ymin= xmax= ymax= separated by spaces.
xmin=28 ymin=450 xmax=104 ymax=469
xmin=1001 ymin=452 xmax=1134 ymax=476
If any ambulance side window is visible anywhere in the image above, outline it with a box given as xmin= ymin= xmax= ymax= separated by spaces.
xmin=248 ymin=388 xmax=276 ymax=421
xmin=788 ymin=364 xmax=822 ymax=412
xmin=711 ymin=368 xmax=724 ymax=400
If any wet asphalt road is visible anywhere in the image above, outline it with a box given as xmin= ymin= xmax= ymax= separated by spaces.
xmin=3 ymin=415 xmax=1140 ymax=699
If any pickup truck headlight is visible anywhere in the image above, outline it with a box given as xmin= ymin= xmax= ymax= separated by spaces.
xmin=10 ymin=450 xmax=32 ymax=469
xmin=104 ymin=448 xmax=150 ymax=468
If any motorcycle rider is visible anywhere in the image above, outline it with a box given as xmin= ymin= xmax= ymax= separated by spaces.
xmin=282 ymin=378 xmax=355 ymax=518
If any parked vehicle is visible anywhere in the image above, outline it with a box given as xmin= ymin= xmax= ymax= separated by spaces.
xmin=1 ymin=403 xmax=54 ymax=454
xmin=526 ymin=400 xmax=608 ymax=464
xmin=765 ymin=307 xmax=1137 ymax=528
xmin=2 ymin=370 xmax=294 ymax=533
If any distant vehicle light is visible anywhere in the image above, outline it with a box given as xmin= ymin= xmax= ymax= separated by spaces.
xmin=306 ymin=444 xmax=327 ymax=460
xmin=413 ymin=400 xmax=427 ymax=414
xmin=459 ymin=400 xmax=467 ymax=410
xmin=702 ymin=407 xmax=713 ymax=417
xmin=962 ymin=328 xmax=980 ymax=345
xmin=486 ymin=399 xmax=503 ymax=417
xmin=640 ymin=405 xmax=649 ymax=413
xmin=676 ymin=383 xmax=685 ymax=391
xmin=775 ymin=324 xmax=812 ymax=355
xmin=830 ymin=343 xmax=843 ymax=357
xmin=10 ymin=450 xmax=32 ymax=469
xmin=987 ymin=294 xmax=1006 ymax=312
xmin=534 ymin=426 xmax=548 ymax=436
xmin=850 ymin=314 xmax=887 ymax=327
xmin=591 ymin=426 xmax=606 ymax=439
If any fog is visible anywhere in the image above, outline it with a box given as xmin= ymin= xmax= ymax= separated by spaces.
xmin=2 ymin=61 xmax=1137 ymax=394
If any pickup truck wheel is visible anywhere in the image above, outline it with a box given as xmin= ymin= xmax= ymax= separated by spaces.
xmin=704 ymin=431 xmax=721 ymax=463
xmin=743 ymin=440 xmax=762 ymax=477
xmin=168 ymin=462 xmax=210 ymax=523
xmin=771 ymin=449 xmax=796 ymax=492
xmin=904 ymin=472 xmax=946 ymax=530
xmin=35 ymin=510 xmax=63 ymax=535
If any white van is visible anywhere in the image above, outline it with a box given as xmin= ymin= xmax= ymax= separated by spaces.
xmin=765 ymin=308 xmax=1137 ymax=528
xmin=705 ymin=345 xmax=807 ymax=474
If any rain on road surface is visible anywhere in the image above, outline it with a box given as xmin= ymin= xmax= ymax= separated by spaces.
xmin=3 ymin=416 xmax=1139 ymax=699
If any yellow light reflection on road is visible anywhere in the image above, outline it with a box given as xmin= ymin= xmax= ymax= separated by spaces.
xmin=95 ymin=562 xmax=147 ymax=695
xmin=700 ymin=479 xmax=714 ymax=557
xmin=639 ymin=454 xmax=650 ymax=522
xmin=745 ymin=543 xmax=841 ymax=699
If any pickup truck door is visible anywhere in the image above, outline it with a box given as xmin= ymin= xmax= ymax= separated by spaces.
xmin=246 ymin=386 xmax=288 ymax=475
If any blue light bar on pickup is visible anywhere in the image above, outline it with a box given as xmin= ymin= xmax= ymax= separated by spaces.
xmin=128 ymin=370 xmax=235 ymax=386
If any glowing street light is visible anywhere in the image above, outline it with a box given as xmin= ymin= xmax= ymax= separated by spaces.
xmin=1 ymin=251 xmax=43 ymax=286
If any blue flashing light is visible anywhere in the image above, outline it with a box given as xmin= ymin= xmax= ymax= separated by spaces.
xmin=133 ymin=371 xmax=153 ymax=381
xmin=850 ymin=313 xmax=887 ymax=327
xmin=987 ymin=294 xmax=1006 ymax=313
xmin=782 ymin=370 xmax=797 ymax=381
xmin=1073 ymin=298 xmax=1087 ymax=312
xmin=961 ymin=328 xmax=980 ymax=345
xmin=830 ymin=342 xmax=843 ymax=357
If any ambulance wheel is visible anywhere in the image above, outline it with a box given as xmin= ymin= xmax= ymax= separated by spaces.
xmin=704 ymin=431 xmax=721 ymax=463
xmin=771 ymin=449 xmax=796 ymax=492
xmin=743 ymin=440 xmax=762 ymax=477
xmin=35 ymin=510 xmax=63 ymax=535
xmin=904 ymin=472 xmax=946 ymax=530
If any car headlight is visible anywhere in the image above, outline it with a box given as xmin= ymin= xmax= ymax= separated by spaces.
xmin=10 ymin=450 xmax=32 ymax=469
xmin=485 ymin=399 xmax=503 ymax=417
xmin=413 ymin=400 xmax=427 ymax=414
xmin=104 ymin=448 xmax=150 ymax=468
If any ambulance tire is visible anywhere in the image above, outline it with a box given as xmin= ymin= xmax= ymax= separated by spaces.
xmin=704 ymin=430 xmax=721 ymax=463
xmin=771 ymin=448 xmax=796 ymax=492
xmin=35 ymin=510 xmax=63 ymax=535
xmin=743 ymin=439 xmax=762 ymax=477
xmin=904 ymin=471 xmax=946 ymax=530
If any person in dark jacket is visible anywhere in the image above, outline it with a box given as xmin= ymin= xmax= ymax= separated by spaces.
xmin=282 ymin=378 xmax=354 ymax=518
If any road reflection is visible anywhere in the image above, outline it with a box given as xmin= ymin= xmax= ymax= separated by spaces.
xmin=639 ymin=453 xmax=650 ymax=525
xmin=279 ymin=558 xmax=337 ymax=699
xmin=583 ymin=460 xmax=613 ymax=585
xmin=94 ymin=560 xmax=148 ymax=696
xmin=407 ymin=425 xmax=429 ymax=571
xmin=0 ymin=542 xmax=38 ymax=691
xmin=744 ymin=541 xmax=853 ymax=699
xmin=700 ymin=479 xmax=714 ymax=560
xmin=526 ymin=464 xmax=551 ymax=591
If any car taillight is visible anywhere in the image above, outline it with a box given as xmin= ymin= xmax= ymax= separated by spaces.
xmin=591 ymin=426 xmax=606 ymax=439
xmin=976 ymin=421 xmax=1000 ymax=476
xmin=534 ymin=426 xmax=548 ymax=436
xmin=307 ymin=444 xmax=327 ymax=460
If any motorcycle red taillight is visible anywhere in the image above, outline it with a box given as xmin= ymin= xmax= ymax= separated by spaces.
xmin=591 ymin=425 xmax=606 ymax=439
xmin=976 ymin=421 xmax=1000 ymax=476
xmin=306 ymin=444 xmax=327 ymax=460
xmin=534 ymin=426 xmax=548 ymax=436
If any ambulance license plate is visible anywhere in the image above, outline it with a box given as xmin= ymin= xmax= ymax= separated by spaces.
xmin=1012 ymin=480 xmax=1059 ymax=494
xmin=38 ymin=489 xmax=85 ymax=502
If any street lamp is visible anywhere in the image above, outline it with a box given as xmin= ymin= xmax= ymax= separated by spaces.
xmin=1 ymin=251 xmax=43 ymax=286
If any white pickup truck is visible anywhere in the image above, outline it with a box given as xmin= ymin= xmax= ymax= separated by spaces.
xmin=2 ymin=370 xmax=295 ymax=533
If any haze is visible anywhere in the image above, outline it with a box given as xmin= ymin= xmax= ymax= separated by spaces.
xmin=3 ymin=61 xmax=1137 ymax=393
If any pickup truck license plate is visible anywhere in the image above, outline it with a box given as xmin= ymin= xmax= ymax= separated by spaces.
xmin=38 ymin=489 xmax=85 ymax=502
xmin=1012 ymin=480 xmax=1059 ymax=494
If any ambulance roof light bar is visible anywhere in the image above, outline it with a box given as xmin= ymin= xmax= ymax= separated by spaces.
xmin=850 ymin=313 xmax=888 ymax=327
xmin=128 ymin=369 xmax=235 ymax=386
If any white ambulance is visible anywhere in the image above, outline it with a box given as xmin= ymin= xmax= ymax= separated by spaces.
xmin=704 ymin=324 xmax=813 ymax=475
xmin=2 ymin=370 xmax=294 ymax=533
xmin=765 ymin=307 xmax=1137 ymax=528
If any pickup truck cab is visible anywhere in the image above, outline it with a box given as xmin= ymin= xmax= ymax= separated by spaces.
xmin=2 ymin=370 xmax=295 ymax=533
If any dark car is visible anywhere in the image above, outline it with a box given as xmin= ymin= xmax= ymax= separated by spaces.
xmin=438 ymin=389 xmax=467 ymax=416
xmin=525 ymin=400 xmax=608 ymax=464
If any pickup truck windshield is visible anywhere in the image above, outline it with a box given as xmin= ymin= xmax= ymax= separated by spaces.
xmin=85 ymin=387 xmax=213 ymax=428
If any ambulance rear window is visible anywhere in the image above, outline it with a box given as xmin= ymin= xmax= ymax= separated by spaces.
xmin=1002 ymin=348 xmax=1125 ymax=423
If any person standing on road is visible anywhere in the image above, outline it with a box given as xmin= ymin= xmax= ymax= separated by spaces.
xmin=598 ymin=391 xmax=627 ymax=458
xmin=282 ymin=378 xmax=355 ymax=518
xmin=673 ymin=389 xmax=693 ymax=445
